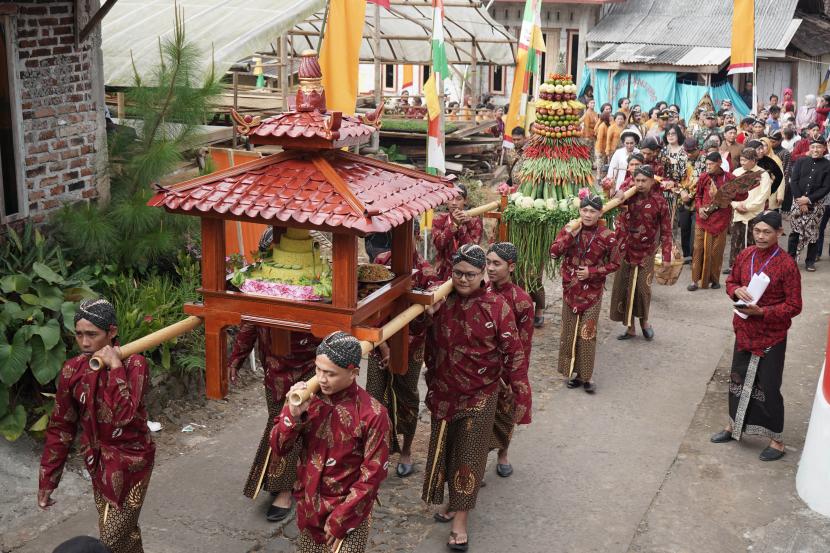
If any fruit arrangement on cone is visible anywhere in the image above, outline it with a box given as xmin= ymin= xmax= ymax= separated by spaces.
xmin=518 ymin=73 xmax=593 ymax=201
xmin=505 ymin=73 xmax=602 ymax=293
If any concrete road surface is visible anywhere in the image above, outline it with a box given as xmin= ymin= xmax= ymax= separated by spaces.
xmin=9 ymin=239 xmax=830 ymax=553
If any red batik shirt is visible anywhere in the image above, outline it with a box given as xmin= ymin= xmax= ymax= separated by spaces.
xmin=228 ymin=326 xmax=320 ymax=400
xmin=270 ymin=381 xmax=390 ymax=543
xmin=487 ymin=280 xmax=534 ymax=366
xmin=616 ymin=183 xmax=673 ymax=265
xmin=423 ymin=286 xmax=531 ymax=424
xmin=39 ymin=354 xmax=155 ymax=508
xmin=726 ymin=245 xmax=802 ymax=356
xmin=431 ymin=212 xmax=483 ymax=280
xmin=374 ymin=250 xmax=440 ymax=351
xmin=550 ymin=224 xmax=621 ymax=313
xmin=694 ymin=171 xmax=742 ymax=235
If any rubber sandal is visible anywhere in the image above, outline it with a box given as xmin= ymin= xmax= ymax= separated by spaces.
xmin=710 ymin=430 xmax=733 ymax=443
xmin=617 ymin=332 xmax=635 ymax=340
xmin=496 ymin=463 xmax=513 ymax=477
xmin=566 ymin=378 xmax=583 ymax=388
xmin=583 ymin=381 xmax=596 ymax=394
xmin=266 ymin=504 xmax=291 ymax=522
xmin=434 ymin=512 xmax=455 ymax=523
xmin=396 ymin=463 xmax=414 ymax=478
xmin=759 ymin=446 xmax=786 ymax=461
xmin=448 ymin=532 xmax=469 ymax=552
xmin=642 ymin=327 xmax=654 ymax=341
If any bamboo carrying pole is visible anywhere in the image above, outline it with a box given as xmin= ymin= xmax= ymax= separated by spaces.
xmin=89 ymin=316 xmax=204 ymax=371
xmin=287 ymin=280 xmax=455 ymax=407
xmin=463 ymin=200 xmax=501 ymax=218
xmin=565 ymin=186 xmax=638 ymax=234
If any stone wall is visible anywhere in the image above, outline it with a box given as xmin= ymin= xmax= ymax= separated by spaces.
xmin=12 ymin=1 xmax=107 ymax=224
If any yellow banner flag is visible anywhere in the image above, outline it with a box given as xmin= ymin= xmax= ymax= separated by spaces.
xmin=424 ymin=73 xmax=440 ymax=120
xmin=320 ymin=0 xmax=367 ymax=114
xmin=727 ymin=0 xmax=754 ymax=75
xmin=402 ymin=65 xmax=414 ymax=90
xmin=503 ymin=47 xmax=530 ymax=146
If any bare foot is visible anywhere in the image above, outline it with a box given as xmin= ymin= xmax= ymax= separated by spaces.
xmin=272 ymin=490 xmax=291 ymax=509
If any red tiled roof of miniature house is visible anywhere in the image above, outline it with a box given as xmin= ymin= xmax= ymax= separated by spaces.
xmin=147 ymin=150 xmax=459 ymax=234
xmin=251 ymin=110 xmax=376 ymax=142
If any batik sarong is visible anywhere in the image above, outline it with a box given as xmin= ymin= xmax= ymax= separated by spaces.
xmin=728 ymin=220 xmax=756 ymax=268
xmin=296 ymin=518 xmax=371 ymax=553
xmin=728 ymin=340 xmax=786 ymax=441
xmin=243 ymin=372 xmax=313 ymax=498
xmin=558 ymin=301 xmax=603 ymax=382
xmin=691 ymin=227 xmax=728 ymax=287
xmin=93 ymin=476 xmax=151 ymax=553
xmin=610 ymin=256 xmax=655 ymax=324
xmin=790 ymin=203 xmax=826 ymax=257
xmin=422 ymin=392 xmax=498 ymax=512
xmin=365 ymin=344 xmax=424 ymax=454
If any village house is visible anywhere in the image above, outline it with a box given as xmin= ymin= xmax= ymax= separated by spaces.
xmin=0 ymin=0 xmax=108 ymax=226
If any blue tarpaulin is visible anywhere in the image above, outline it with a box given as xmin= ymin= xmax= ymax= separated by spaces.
xmin=580 ymin=69 xmax=749 ymax=120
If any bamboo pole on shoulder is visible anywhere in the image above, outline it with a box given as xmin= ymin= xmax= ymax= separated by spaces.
xmin=287 ymin=279 xmax=454 ymax=407
xmin=565 ymin=185 xmax=637 ymax=234
xmin=90 ymin=316 xmax=203 ymax=371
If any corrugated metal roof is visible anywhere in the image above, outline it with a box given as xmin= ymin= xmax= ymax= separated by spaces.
xmin=587 ymin=43 xmax=730 ymax=68
xmin=790 ymin=12 xmax=830 ymax=56
xmin=586 ymin=0 xmax=799 ymax=51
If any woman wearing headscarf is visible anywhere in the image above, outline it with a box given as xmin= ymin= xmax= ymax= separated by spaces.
xmin=795 ymin=94 xmax=817 ymax=131
xmin=421 ymin=244 xmax=530 ymax=551
xmin=39 ymin=298 xmax=155 ymax=553
xmin=781 ymin=88 xmax=795 ymax=114
xmin=550 ymin=194 xmax=621 ymax=393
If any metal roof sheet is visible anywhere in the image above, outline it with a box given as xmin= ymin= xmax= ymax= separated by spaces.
xmin=586 ymin=43 xmax=730 ymax=68
xmin=790 ymin=12 xmax=830 ymax=56
xmin=586 ymin=0 xmax=800 ymax=51
xmin=103 ymin=0 xmax=515 ymax=87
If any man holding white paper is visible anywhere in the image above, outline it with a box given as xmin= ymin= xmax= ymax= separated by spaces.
xmin=710 ymin=211 xmax=802 ymax=461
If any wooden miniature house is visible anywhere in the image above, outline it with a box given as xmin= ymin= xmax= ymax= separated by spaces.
xmin=149 ymin=50 xmax=459 ymax=399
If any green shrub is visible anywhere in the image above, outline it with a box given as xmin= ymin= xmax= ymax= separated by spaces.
xmin=104 ymin=252 xmax=202 ymax=377
xmin=0 ymin=224 xmax=97 ymax=441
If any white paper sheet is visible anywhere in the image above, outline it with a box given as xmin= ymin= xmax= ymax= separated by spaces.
xmin=734 ymin=272 xmax=770 ymax=319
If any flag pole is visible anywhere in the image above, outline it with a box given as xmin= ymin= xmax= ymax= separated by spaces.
xmin=317 ymin=0 xmax=332 ymax=53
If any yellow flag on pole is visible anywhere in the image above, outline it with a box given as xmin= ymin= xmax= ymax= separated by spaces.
xmin=402 ymin=65 xmax=414 ymax=90
xmin=320 ymin=0 xmax=368 ymax=114
xmin=727 ymin=0 xmax=754 ymax=75
xmin=424 ymin=73 xmax=440 ymax=120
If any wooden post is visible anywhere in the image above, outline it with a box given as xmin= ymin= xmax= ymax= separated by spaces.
xmin=116 ymin=92 xmax=125 ymax=120
xmin=200 ymin=218 xmax=233 ymax=399
xmin=232 ymin=72 xmax=239 ymax=148
xmin=201 ymin=218 xmax=226 ymax=292
xmin=470 ymin=38 xmax=478 ymax=105
xmin=388 ymin=219 xmax=414 ymax=375
xmin=373 ymin=2 xmax=382 ymax=108
xmin=331 ymin=233 xmax=358 ymax=309
xmin=280 ymin=34 xmax=289 ymax=113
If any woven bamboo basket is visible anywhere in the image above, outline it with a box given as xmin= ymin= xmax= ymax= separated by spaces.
xmin=654 ymin=244 xmax=684 ymax=286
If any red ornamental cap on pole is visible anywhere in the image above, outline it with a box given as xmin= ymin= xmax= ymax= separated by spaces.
xmin=296 ymin=49 xmax=327 ymax=113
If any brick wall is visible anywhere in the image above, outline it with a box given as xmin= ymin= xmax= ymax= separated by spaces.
xmin=14 ymin=1 xmax=107 ymax=223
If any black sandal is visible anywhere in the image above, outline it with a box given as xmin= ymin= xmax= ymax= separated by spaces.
xmin=617 ymin=332 xmax=635 ymax=340
xmin=448 ymin=532 xmax=469 ymax=551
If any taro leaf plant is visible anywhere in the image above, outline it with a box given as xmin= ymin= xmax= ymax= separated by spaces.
xmin=0 ymin=224 xmax=96 ymax=441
